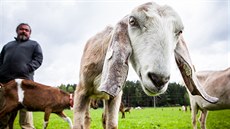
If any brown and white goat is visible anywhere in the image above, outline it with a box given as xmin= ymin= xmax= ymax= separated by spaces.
xmin=0 ymin=79 xmax=73 ymax=129
xmin=73 ymin=2 xmax=218 ymax=129
xmin=187 ymin=67 xmax=230 ymax=129
xmin=119 ymin=102 xmax=131 ymax=119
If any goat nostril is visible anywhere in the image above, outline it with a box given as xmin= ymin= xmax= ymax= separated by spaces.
xmin=148 ymin=73 xmax=170 ymax=87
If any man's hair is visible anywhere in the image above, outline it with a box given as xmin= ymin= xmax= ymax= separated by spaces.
xmin=16 ymin=23 xmax=32 ymax=33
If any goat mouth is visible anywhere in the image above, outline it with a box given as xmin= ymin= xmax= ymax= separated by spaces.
xmin=143 ymin=86 xmax=160 ymax=96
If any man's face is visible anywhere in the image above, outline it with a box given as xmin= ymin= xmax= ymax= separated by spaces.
xmin=17 ymin=25 xmax=31 ymax=41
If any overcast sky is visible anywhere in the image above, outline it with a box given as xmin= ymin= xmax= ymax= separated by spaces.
xmin=0 ymin=0 xmax=229 ymax=86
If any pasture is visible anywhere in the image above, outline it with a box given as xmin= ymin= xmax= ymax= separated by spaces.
xmin=13 ymin=107 xmax=230 ymax=129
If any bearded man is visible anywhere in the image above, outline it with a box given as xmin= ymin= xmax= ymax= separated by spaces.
xmin=0 ymin=23 xmax=43 ymax=129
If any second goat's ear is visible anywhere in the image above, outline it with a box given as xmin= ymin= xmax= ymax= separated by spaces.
xmin=174 ymin=34 xmax=218 ymax=103
xmin=98 ymin=16 xmax=132 ymax=97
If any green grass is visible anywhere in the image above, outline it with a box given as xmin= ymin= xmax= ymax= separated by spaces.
xmin=13 ymin=107 xmax=230 ymax=129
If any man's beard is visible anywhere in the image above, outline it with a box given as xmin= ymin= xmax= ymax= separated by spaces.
xmin=18 ymin=34 xmax=29 ymax=42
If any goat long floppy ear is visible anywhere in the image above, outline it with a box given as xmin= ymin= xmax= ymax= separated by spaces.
xmin=174 ymin=34 xmax=218 ymax=103
xmin=98 ymin=16 xmax=132 ymax=97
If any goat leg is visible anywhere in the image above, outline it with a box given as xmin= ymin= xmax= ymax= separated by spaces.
xmin=199 ymin=110 xmax=208 ymax=129
xmin=57 ymin=111 xmax=73 ymax=129
xmin=103 ymin=91 xmax=122 ymax=129
xmin=7 ymin=110 xmax=18 ymax=129
xmin=0 ymin=114 xmax=11 ymax=129
xmin=73 ymin=89 xmax=91 ymax=129
xmin=43 ymin=109 xmax=52 ymax=129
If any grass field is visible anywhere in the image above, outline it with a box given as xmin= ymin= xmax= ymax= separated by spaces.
xmin=13 ymin=107 xmax=230 ymax=129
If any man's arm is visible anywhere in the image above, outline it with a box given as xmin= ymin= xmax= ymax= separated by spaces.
xmin=27 ymin=43 xmax=43 ymax=72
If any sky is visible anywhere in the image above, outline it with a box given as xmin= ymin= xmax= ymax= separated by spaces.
xmin=0 ymin=0 xmax=229 ymax=86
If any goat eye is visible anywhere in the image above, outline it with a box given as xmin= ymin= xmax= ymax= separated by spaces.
xmin=129 ymin=16 xmax=137 ymax=26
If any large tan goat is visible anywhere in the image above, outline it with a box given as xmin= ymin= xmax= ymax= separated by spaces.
xmin=188 ymin=68 xmax=230 ymax=129
xmin=73 ymin=2 xmax=218 ymax=129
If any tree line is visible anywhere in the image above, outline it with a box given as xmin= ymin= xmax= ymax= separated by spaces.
xmin=57 ymin=80 xmax=190 ymax=107
xmin=123 ymin=80 xmax=190 ymax=107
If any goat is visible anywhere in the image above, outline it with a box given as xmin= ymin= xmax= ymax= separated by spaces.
xmin=124 ymin=107 xmax=131 ymax=113
xmin=181 ymin=105 xmax=187 ymax=112
xmin=90 ymin=99 xmax=99 ymax=109
xmin=119 ymin=102 xmax=131 ymax=119
xmin=0 ymin=79 xmax=73 ymax=129
xmin=186 ymin=67 xmax=230 ymax=129
xmin=73 ymin=2 xmax=218 ymax=129
xmin=89 ymin=99 xmax=130 ymax=119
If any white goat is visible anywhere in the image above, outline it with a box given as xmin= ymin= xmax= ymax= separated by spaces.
xmin=182 ymin=105 xmax=187 ymax=112
xmin=73 ymin=2 xmax=218 ymax=129
xmin=188 ymin=67 xmax=230 ymax=129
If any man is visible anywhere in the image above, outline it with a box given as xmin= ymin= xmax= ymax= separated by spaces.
xmin=0 ymin=23 xmax=43 ymax=129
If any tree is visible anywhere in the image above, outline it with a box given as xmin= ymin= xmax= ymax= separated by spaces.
xmin=57 ymin=84 xmax=77 ymax=93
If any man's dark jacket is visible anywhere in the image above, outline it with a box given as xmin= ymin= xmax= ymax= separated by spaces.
xmin=0 ymin=39 xmax=43 ymax=83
